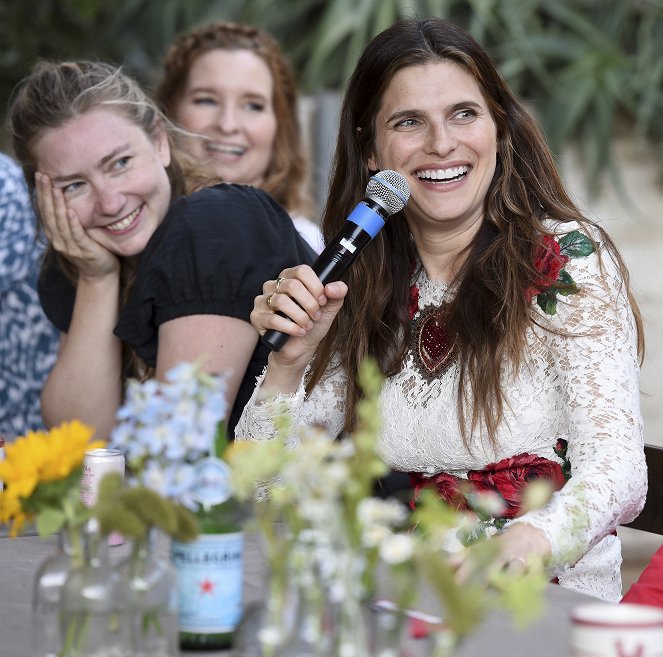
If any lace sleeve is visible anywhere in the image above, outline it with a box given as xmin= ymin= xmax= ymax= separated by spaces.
xmin=511 ymin=230 xmax=647 ymax=571
xmin=234 ymin=358 xmax=348 ymax=445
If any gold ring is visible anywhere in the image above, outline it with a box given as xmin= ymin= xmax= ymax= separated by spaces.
xmin=275 ymin=276 xmax=285 ymax=295
xmin=266 ymin=293 xmax=276 ymax=311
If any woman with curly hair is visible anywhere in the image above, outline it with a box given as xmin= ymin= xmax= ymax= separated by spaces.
xmin=156 ymin=20 xmax=323 ymax=253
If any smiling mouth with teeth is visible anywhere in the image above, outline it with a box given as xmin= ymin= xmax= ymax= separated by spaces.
xmin=205 ymin=143 xmax=246 ymax=156
xmin=417 ymin=166 xmax=469 ymax=182
xmin=106 ymin=206 xmax=141 ymax=232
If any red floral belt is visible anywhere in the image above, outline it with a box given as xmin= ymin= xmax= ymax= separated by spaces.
xmin=409 ymin=440 xmax=572 ymax=520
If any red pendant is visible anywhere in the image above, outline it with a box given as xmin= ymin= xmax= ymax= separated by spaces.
xmin=411 ymin=303 xmax=456 ymax=380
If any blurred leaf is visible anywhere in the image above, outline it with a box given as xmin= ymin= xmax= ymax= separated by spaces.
xmin=36 ymin=506 xmax=66 ymax=537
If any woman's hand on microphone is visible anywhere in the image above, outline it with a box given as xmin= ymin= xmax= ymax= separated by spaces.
xmin=251 ymin=265 xmax=347 ymax=392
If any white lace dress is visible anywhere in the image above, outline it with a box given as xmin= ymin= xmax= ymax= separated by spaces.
xmin=236 ymin=223 xmax=647 ymax=602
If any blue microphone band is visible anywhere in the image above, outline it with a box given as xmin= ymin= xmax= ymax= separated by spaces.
xmin=347 ymin=203 xmax=385 ymax=238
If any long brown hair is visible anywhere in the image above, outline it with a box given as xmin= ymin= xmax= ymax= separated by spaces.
xmin=7 ymin=60 xmax=214 ymax=376
xmin=308 ymin=17 xmax=644 ymax=446
xmin=156 ymin=20 xmax=312 ymax=216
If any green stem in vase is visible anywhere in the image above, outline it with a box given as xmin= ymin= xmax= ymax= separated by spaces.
xmin=129 ymin=532 xmax=162 ymax=643
xmin=66 ymin=524 xmax=85 ymax=571
xmin=59 ymin=608 xmax=91 ymax=657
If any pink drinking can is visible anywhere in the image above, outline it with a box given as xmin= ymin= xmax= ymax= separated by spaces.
xmin=80 ymin=447 xmax=125 ymax=545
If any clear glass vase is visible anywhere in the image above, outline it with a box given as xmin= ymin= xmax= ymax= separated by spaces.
xmin=270 ymin=577 xmax=329 ymax=657
xmin=328 ymin=594 xmax=371 ymax=657
xmin=32 ymin=526 xmax=85 ymax=657
xmin=59 ymin=519 xmax=129 ymax=657
xmin=368 ymin=603 xmax=403 ymax=657
xmin=120 ymin=529 xmax=179 ymax=657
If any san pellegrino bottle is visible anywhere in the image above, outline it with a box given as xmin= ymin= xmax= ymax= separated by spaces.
xmin=172 ymin=421 xmax=244 ymax=650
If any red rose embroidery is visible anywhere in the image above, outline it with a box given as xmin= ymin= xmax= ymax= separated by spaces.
xmin=526 ymin=234 xmax=569 ymax=302
xmin=409 ymin=471 xmax=468 ymax=512
xmin=408 ymin=284 xmax=420 ymax=320
xmin=467 ymin=453 xmax=566 ymax=519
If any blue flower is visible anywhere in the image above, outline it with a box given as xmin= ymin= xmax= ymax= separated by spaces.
xmin=109 ymin=362 xmax=227 ymax=507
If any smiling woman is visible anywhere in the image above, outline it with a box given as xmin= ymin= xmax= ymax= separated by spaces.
xmin=156 ymin=21 xmax=324 ymax=254
xmin=7 ymin=60 xmax=315 ymax=440
xmin=366 ymin=60 xmax=498 ymax=238
xmin=236 ymin=17 xmax=647 ymax=604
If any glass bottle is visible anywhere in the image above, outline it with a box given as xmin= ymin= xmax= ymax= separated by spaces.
xmin=326 ymin=548 xmax=371 ymax=657
xmin=270 ymin=577 xmax=329 ymax=657
xmin=120 ymin=529 xmax=178 ymax=656
xmin=369 ymin=602 xmax=403 ymax=657
xmin=32 ymin=526 xmax=84 ymax=657
xmin=59 ymin=518 xmax=129 ymax=657
xmin=172 ymin=422 xmax=244 ymax=650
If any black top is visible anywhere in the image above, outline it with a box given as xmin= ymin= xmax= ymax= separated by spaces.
xmin=39 ymin=183 xmax=316 ymax=436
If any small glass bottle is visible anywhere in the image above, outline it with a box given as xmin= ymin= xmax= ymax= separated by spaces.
xmin=172 ymin=422 xmax=244 ymax=650
xmin=121 ymin=529 xmax=179 ymax=656
xmin=32 ymin=527 xmax=84 ymax=657
xmin=271 ymin=579 xmax=329 ymax=657
xmin=59 ymin=518 xmax=129 ymax=657
xmin=369 ymin=602 xmax=403 ymax=657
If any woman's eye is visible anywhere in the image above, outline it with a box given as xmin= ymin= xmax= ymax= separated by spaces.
xmin=113 ymin=156 xmax=131 ymax=170
xmin=394 ymin=117 xmax=420 ymax=129
xmin=245 ymin=100 xmax=266 ymax=112
xmin=192 ymin=96 xmax=217 ymax=106
xmin=62 ymin=181 xmax=84 ymax=194
xmin=454 ymin=108 xmax=477 ymax=121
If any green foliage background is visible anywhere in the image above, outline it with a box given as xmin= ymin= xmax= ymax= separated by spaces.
xmin=2 ymin=0 xmax=662 ymax=189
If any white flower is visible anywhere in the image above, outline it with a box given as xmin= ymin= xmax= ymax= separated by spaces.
xmin=379 ymin=533 xmax=415 ymax=564
xmin=360 ymin=497 xmax=407 ymax=522
xmin=361 ymin=524 xmax=390 ymax=548
xmin=470 ymin=490 xmax=506 ymax=517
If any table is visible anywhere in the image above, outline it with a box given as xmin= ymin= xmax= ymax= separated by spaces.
xmin=0 ymin=529 xmax=605 ymax=657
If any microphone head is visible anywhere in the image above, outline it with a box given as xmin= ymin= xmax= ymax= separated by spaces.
xmin=366 ymin=170 xmax=410 ymax=216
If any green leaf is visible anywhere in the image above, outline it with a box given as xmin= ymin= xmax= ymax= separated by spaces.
xmin=491 ymin=565 xmax=548 ymax=629
xmin=556 ymin=269 xmax=579 ymax=297
xmin=36 ymin=507 xmax=66 ymax=537
xmin=418 ymin=550 xmax=488 ymax=637
xmin=96 ymin=472 xmax=124 ymax=504
xmin=120 ymin=487 xmax=178 ymax=535
xmin=536 ymin=290 xmax=558 ymax=315
xmin=96 ymin=503 xmax=146 ymax=539
xmin=171 ymin=504 xmax=200 ymax=542
xmin=558 ymin=230 xmax=596 ymax=258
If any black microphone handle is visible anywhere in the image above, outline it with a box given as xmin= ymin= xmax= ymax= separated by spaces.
xmin=261 ymin=223 xmax=373 ymax=352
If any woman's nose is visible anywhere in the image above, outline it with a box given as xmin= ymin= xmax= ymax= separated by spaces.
xmin=95 ymin=185 xmax=125 ymax=216
xmin=216 ymin=105 xmax=239 ymax=133
xmin=426 ymin=122 xmax=458 ymax=156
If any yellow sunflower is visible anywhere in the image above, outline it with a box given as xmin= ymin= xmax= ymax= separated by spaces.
xmin=0 ymin=420 xmax=104 ymax=536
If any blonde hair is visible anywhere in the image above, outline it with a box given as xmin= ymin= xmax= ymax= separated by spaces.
xmin=8 ymin=59 xmax=217 ymax=377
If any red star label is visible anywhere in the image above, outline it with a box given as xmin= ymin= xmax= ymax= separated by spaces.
xmin=199 ymin=578 xmax=215 ymax=594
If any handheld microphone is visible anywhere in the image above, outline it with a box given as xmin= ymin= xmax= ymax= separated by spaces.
xmin=261 ymin=169 xmax=410 ymax=352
